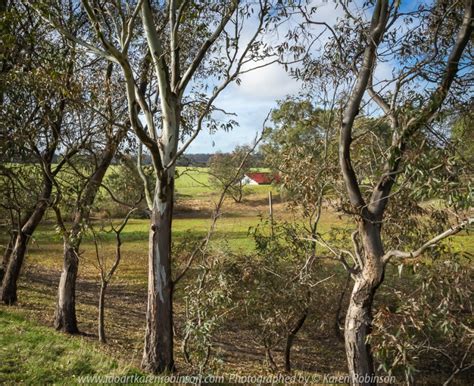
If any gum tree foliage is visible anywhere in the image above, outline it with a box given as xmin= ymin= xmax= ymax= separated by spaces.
xmin=262 ymin=96 xmax=395 ymax=238
xmin=52 ymin=59 xmax=130 ymax=333
xmin=240 ymin=220 xmax=328 ymax=373
xmin=450 ymin=109 xmax=474 ymax=165
xmin=0 ymin=1 xmax=86 ymax=305
xmin=98 ymin=159 xmax=149 ymax=217
xmin=256 ymin=98 xmax=341 ymax=369
xmin=262 ymin=97 xmax=340 ymax=223
xmin=260 ymin=95 xmax=395 ymax=362
xmin=293 ymin=0 xmax=473 ymax=383
xmin=371 ymin=252 xmax=473 ymax=384
xmin=0 ymin=165 xmax=42 ymax=279
xmin=180 ymin=248 xmax=237 ymax=373
xmin=32 ymin=0 xmax=299 ymax=373
xmin=173 ymin=134 xmax=265 ymax=373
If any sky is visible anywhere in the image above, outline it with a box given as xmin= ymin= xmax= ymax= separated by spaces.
xmin=184 ymin=0 xmax=344 ymax=153
xmin=185 ymin=61 xmax=303 ymax=153
xmin=182 ymin=0 xmax=430 ymax=154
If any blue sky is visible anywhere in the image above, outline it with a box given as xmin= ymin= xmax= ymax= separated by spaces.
xmin=185 ymin=61 xmax=303 ymax=153
xmin=184 ymin=0 xmax=345 ymax=153
xmin=182 ymin=0 xmax=432 ymax=154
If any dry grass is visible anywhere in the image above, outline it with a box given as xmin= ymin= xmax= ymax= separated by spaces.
xmin=1 ymin=189 xmax=472 ymax=383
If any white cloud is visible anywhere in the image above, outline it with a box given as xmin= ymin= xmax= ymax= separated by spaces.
xmin=184 ymin=1 xmax=343 ymax=153
xmin=239 ymin=64 xmax=301 ymax=100
xmin=184 ymin=61 xmax=302 ymax=153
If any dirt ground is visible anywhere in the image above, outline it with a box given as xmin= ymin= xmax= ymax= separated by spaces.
xmin=3 ymin=193 xmax=471 ymax=383
xmin=12 ymin=263 xmax=348 ymax=377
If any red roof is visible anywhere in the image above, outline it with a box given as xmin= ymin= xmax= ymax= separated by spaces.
xmin=245 ymin=172 xmax=280 ymax=185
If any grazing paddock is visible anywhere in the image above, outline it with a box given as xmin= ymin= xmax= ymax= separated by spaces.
xmin=1 ymin=185 xmax=471 ymax=383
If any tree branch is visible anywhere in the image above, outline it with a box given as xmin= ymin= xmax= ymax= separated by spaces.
xmin=177 ymin=1 xmax=238 ymax=93
xmin=339 ymin=0 xmax=389 ymax=213
xmin=368 ymin=0 xmax=473 ymax=218
xmin=383 ymin=218 xmax=473 ymax=263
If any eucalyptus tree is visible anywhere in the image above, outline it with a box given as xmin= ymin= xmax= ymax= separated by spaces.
xmin=0 ymin=165 xmax=42 ymax=282
xmin=0 ymin=2 xmax=84 ymax=305
xmin=262 ymin=96 xmax=340 ymax=236
xmin=298 ymin=0 xmax=473 ymax=383
xmin=92 ymin=207 xmax=137 ymax=344
xmin=52 ymin=61 xmax=130 ymax=333
xmin=32 ymin=0 xmax=296 ymax=372
xmin=450 ymin=109 xmax=474 ymax=165
xmin=260 ymin=94 xmax=354 ymax=371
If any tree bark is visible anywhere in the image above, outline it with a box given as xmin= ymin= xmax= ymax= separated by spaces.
xmin=337 ymin=1 xmax=389 ymax=381
xmin=1 ymin=233 xmax=28 ymax=305
xmin=344 ymin=222 xmax=384 ymax=386
xmin=98 ymin=281 xmax=107 ymax=343
xmin=0 ymin=231 xmax=16 ymax=282
xmin=54 ymin=244 xmax=79 ymax=333
xmin=54 ymin=142 xmax=118 ymax=333
xmin=335 ymin=272 xmax=351 ymax=342
xmin=345 ymin=279 xmax=377 ymax=385
xmin=1 ymin=178 xmax=52 ymax=305
xmin=142 ymin=175 xmax=175 ymax=373
xmin=336 ymin=1 xmax=472 ymax=384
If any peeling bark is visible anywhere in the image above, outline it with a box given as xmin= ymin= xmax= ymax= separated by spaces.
xmin=344 ymin=280 xmax=377 ymax=385
xmin=344 ymin=222 xmax=385 ymax=386
xmin=142 ymin=176 xmax=175 ymax=373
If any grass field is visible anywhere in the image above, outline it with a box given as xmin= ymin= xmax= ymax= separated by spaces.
xmin=173 ymin=166 xmax=277 ymax=198
xmin=175 ymin=166 xmax=214 ymax=197
xmin=1 ymin=167 xmax=473 ymax=383
xmin=0 ymin=309 xmax=141 ymax=384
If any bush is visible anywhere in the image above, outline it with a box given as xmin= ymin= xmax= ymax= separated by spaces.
xmin=371 ymin=251 xmax=473 ymax=385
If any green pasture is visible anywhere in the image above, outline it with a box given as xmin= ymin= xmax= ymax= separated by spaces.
xmin=3 ymin=163 xmax=278 ymax=203
xmin=8 ymin=200 xmax=473 ymax=287
xmin=173 ymin=166 xmax=277 ymax=198
xmin=0 ymin=309 xmax=141 ymax=384
xmin=175 ymin=166 xmax=213 ymax=197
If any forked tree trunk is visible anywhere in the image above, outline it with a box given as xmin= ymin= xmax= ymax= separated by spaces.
xmin=344 ymin=221 xmax=384 ymax=386
xmin=54 ymin=143 xmax=118 ymax=333
xmin=265 ymin=344 xmax=278 ymax=372
xmin=54 ymin=244 xmax=79 ymax=333
xmin=1 ymin=233 xmax=28 ymax=305
xmin=284 ymin=308 xmax=308 ymax=373
xmin=142 ymin=176 xmax=175 ymax=373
